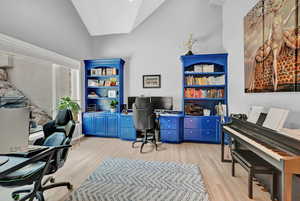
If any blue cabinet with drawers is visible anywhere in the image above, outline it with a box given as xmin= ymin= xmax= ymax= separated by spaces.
xmin=159 ymin=115 xmax=183 ymax=143
xmin=83 ymin=112 xmax=221 ymax=144
xmin=118 ymin=114 xmax=136 ymax=141
xmin=184 ymin=116 xmax=220 ymax=143
xmin=83 ymin=112 xmax=118 ymax=137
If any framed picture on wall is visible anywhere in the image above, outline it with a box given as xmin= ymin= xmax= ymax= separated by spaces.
xmin=143 ymin=74 xmax=161 ymax=88
xmin=244 ymin=0 xmax=299 ymax=93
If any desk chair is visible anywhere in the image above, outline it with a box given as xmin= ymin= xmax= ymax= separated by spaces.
xmin=34 ymin=109 xmax=73 ymax=145
xmin=11 ymin=116 xmax=75 ymax=201
xmin=0 ymin=145 xmax=70 ymax=201
xmin=132 ymin=97 xmax=157 ymax=153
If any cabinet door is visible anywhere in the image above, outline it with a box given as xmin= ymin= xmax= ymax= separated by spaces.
xmin=160 ymin=130 xmax=179 ymax=143
xmin=120 ymin=115 xmax=134 ymax=128
xmin=200 ymin=117 xmax=218 ymax=129
xmin=200 ymin=129 xmax=218 ymax=143
xmin=160 ymin=117 xmax=179 ymax=130
xmin=107 ymin=116 xmax=118 ymax=137
xmin=184 ymin=129 xmax=201 ymax=141
xmin=94 ymin=115 xmax=107 ymax=136
xmin=184 ymin=117 xmax=201 ymax=129
xmin=82 ymin=113 xmax=94 ymax=135
xmin=120 ymin=128 xmax=136 ymax=141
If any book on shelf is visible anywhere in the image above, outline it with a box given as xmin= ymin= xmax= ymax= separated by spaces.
xmin=106 ymin=68 xmax=112 ymax=76
xmin=102 ymin=69 xmax=106 ymax=76
xmin=88 ymin=92 xmax=99 ymax=98
xmin=185 ymin=75 xmax=225 ymax=86
xmin=184 ymin=88 xmax=224 ymax=98
xmin=88 ymin=79 xmax=98 ymax=87
xmin=104 ymin=80 xmax=111 ymax=86
xmin=90 ymin=68 xmax=104 ymax=76
xmin=98 ymin=80 xmax=104 ymax=86
xmin=87 ymin=104 xmax=97 ymax=112
xmin=193 ymin=64 xmax=214 ymax=73
xmin=88 ymin=77 xmax=118 ymax=87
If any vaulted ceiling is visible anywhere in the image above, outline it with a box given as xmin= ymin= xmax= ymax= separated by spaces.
xmin=70 ymin=0 xmax=166 ymax=36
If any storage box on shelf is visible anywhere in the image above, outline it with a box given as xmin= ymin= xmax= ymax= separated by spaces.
xmin=82 ymin=58 xmax=124 ymax=137
xmin=181 ymin=53 xmax=228 ymax=143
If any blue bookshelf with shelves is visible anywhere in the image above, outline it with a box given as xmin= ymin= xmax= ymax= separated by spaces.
xmin=84 ymin=58 xmax=124 ymax=113
xmin=82 ymin=58 xmax=125 ymax=138
xmin=180 ymin=53 xmax=228 ymax=143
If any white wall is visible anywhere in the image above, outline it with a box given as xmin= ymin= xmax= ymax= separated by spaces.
xmin=92 ymin=0 xmax=224 ymax=110
xmin=223 ymin=0 xmax=300 ymax=128
xmin=0 ymin=0 xmax=92 ymax=59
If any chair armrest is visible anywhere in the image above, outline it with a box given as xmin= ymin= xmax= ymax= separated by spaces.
xmin=0 ymin=145 xmax=71 ymax=179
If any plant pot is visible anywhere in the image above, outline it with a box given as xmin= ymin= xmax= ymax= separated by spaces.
xmin=72 ymin=111 xmax=79 ymax=122
xmin=110 ymin=108 xmax=116 ymax=113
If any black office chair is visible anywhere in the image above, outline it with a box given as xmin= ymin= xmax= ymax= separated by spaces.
xmin=0 ymin=145 xmax=71 ymax=201
xmin=11 ymin=110 xmax=76 ymax=200
xmin=34 ymin=109 xmax=74 ymax=145
xmin=132 ymin=97 xmax=158 ymax=153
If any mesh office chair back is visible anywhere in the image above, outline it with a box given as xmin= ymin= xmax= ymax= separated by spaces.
xmin=132 ymin=97 xmax=154 ymax=131
xmin=132 ymin=97 xmax=157 ymax=153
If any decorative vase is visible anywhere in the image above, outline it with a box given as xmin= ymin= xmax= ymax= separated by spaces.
xmin=110 ymin=108 xmax=116 ymax=113
xmin=72 ymin=111 xmax=79 ymax=122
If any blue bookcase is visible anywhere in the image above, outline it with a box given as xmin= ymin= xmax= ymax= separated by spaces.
xmin=180 ymin=53 xmax=228 ymax=143
xmin=84 ymin=58 xmax=124 ymax=113
xmin=82 ymin=58 xmax=124 ymax=137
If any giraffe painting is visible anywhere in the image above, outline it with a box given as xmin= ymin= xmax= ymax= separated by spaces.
xmin=244 ymin=0 xmax=300 ymax=93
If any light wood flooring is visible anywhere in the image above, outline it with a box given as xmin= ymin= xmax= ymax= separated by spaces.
xmin=43 ymin=137 xmax=272 ymax=201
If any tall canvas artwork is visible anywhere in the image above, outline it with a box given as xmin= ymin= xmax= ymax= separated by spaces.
xmin=244 ymin=0 xmax=300 ymax=93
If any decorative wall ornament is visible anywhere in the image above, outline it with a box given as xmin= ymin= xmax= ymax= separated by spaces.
xmin=183 ymin=33 xmax=197 ymax=55
xmin=244 ymin=0 xmax=300 ymax=93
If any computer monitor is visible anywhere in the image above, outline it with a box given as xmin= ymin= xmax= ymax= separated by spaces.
xmin=0 ymin=107 xmax=29 ymax=154
xmin=151 ymin=97 xmax=173 ymax=110
xmin=127 ymin=96 xmax=173 ymax=111
xmin=128 ymin=96 xmax=137 ymax=110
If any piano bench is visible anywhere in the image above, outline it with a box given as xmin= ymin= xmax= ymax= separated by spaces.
xmin=231 ymin=149 xmax=277 ymax=201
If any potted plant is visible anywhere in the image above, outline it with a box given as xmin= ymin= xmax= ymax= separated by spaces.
xmin=57 ymin=96 xmax=81 ymax=122
xmin=110 ymin=100 xmax=118 ymax=113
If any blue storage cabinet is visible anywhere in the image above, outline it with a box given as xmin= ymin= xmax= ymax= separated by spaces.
xmin=82 ymin=58 xmax=124 ymax=137
xmin=181 ymin=53 xmax=228 ymax=144
xmin=83 ymin=112 xmax=118 ymax=137
xmin=119 ymin=114 xmax=136 ymax=141
xmin=160 ymin=115 xmax=183 ymax=143
xmin=82 ymin=113 xmax=94 ymax=135
xmin=184 ymin=116 xmax=220 ymax=143
xmin=84 ymin=58 xmax=124 ymax=113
